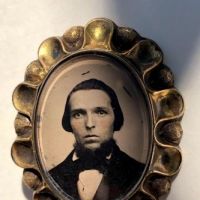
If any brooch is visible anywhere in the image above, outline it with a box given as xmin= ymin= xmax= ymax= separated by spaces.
xmin=12 ymin=18 xmax=184 ymax=200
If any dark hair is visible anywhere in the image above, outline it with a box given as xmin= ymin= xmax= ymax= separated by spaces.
xmin=62 ymin=78 xmax=124 ymax=132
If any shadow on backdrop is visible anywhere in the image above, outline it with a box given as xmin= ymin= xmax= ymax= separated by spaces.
xmin=109 ymin=0 xmax=200 ymax=86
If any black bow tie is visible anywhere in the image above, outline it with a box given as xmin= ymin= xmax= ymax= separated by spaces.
xmin=73 ymin=157 xmax=110 ymax=174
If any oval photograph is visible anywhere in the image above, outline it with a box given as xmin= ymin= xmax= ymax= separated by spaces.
xmin=34 ymin=52 xmax=152 ymax=200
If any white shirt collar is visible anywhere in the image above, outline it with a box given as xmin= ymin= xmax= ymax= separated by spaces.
xmin=72 ymin=151 xmax=112 ymax=161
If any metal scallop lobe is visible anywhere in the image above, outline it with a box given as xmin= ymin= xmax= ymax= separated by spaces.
xmin=151 ymin=89 xmax=184 ymax=121
xmin=62 ymin=26 xmax=84 ymax=52
xmin=156 ymin=121 xmax=183 ymax=145
xmin=143 ymin=174 xmax=171 ymax=198
xmin=14 ymin=113 xmax=32 ymax=138
xmin=127 ymin=40 xmax=163 ymax=72
xmin=11 ymin=140 xmax=36 ymax=169
xmin=111 ymin=26 xmax=141 ymax=53
xmin=83 ymin=18 xmax=114 ymax=49
xmin=23 ymin=168 xmax=43 ymax=190
xmin=38 ymin=37 xmax=66 ymax=71
xmin=153 ymin=145 xmax=182 ymax=175
xmin=13 ymin=83 xmax=37 ymax=118
xmin=25 ymin=60 xmax=47 ymax=85
xmin=145 ymin=64 xmax=174 ymax=91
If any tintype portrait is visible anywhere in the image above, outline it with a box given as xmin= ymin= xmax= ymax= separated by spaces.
xmin=49 ymin=78 xmax=145 ymax=200
xmin=35 ymin=53 xmax=151 ymax=200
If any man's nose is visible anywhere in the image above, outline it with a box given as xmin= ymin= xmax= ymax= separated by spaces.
xmin=85 ymin=113 xmax=95 ymax=129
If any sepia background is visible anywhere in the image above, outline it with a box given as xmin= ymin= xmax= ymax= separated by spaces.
xmin=1 ymin=0 xmax=200 ymax=199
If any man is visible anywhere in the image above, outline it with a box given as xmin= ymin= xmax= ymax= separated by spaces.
xmin=49 ymin=79 xmax=145 ymax=200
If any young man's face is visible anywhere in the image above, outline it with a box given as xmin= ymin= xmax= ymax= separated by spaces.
xmin=69 ymin=89 xmax=115 ymax=151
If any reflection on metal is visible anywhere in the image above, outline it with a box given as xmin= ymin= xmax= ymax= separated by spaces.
xmin=12 ymin=18 xmax=184 ymax=200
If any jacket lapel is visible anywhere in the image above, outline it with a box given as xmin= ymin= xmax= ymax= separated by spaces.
xmin=93 ymin=175 xmax=109 ymax=200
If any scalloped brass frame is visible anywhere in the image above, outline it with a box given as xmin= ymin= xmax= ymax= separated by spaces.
xmin=12 ymin=18 xmax=184 ymax=200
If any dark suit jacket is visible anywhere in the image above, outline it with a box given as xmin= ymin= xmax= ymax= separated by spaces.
xmin=49 ymin=145 xmax=145 ymax=200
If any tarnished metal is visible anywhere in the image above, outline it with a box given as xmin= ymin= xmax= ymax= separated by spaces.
xmin=12 ymin=18 xmax=184 ymax=200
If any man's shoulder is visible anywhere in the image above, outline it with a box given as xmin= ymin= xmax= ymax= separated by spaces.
xmin=111 ymin=146 xmax=145 ymax=174
xmin=49 ymin=150 xmax=74 ymax=177
xmin=118 ymin=149 xmax=144 ymax=167
xmin=48 ymin=151 xmax=80 ymax=198
xmin=107 ymin=146 xmax=145 ymax=195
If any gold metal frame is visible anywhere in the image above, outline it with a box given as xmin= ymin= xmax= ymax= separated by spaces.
xmin=12 ymin=18 xmax=184 ymax=200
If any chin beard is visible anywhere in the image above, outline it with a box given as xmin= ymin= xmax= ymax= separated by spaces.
xmin=73 ymin=139 xmax=117 ymax=160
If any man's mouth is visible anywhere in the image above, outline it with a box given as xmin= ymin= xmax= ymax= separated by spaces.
xmin=84 ymin=135 xmax=99 ymax=138
xmin=84 ymin=135 xmax=99 ymax=143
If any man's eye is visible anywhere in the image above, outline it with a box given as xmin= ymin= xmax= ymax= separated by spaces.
xmin=96 ymin=110 xmax=107 ymax=116
xmin=72 ymin=113 xmax=83 ymax=119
